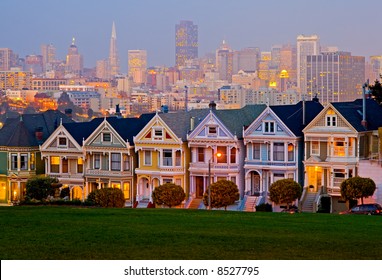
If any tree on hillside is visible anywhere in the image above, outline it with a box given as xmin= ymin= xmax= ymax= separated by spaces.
xmin=340 ymin=176 xmax=376 ymax=205
xmin=202 ymin=180 xmax=239 ymax=210
xmin=269 ymin=179 xmax=302 ymax=210
xmin=152 ymin=183 xmax=186 ymax=208
xmin=369 ymin=79 xmax=382 ymax=104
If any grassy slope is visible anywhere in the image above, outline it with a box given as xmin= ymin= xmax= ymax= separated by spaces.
xmin=0 ymin=206 xmax=380 ymax=260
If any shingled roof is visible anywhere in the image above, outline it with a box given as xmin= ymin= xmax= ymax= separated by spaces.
xmin=331 ymin=98 xmax=382 ymax=132
xmin=0 ymin=110 xmax=74 ymax=147
xmin=271 ymin=100 xmax=324 ymax=137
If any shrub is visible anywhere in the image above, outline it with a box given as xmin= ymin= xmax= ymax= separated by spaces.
xmin=152 ymin=183 xmax=186 ymax=208
xmin=340 ymin=176 xmax=376 ymax=205
xmin=60 ymin=187 xmax=70 ymax=198
xmin=202 ymin=180 xmax=240 ymax=210
xmin=269 ymin=179 xmax=302 ymax=210
xmin=25 ymin=176 xmax=60 ymax=201
xmin=255 ymin=203 xmax=273 ymax=212
xmin=93 ymin=188 xmax=125 ymax=208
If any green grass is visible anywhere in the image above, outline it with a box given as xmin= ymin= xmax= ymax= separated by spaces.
xmin=0 ymin=206 xmax=381 ymax=260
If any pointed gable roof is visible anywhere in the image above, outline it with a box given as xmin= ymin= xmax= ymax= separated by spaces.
xmin=270 ymin=100 xmax=323 ymax=137
xmin=331 ymin=99 xmax=382 ymax=132
xmin=0 ymin=110 xmax=74 ymax=147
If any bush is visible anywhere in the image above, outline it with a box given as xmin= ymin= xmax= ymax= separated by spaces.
xmin=269 ymin=179 xmax=302 ymax=210
xmin=60 ymin=187 xmax=70 ymax=198
xmin=152 ymin=183 xmax=186 ymax=208
xmin=255 ymin=203 xmax=273 ymax=212
xmin=202 ymin=180 xmax=239 ymax=210
xmin=25 ymin=176 xmax=60 ymax=201
xmin=93 ymin=188 xmax=125 ymax=208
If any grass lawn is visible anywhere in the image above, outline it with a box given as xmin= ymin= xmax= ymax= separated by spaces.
xmin=0 ymin=206 xmax=381 ymax=260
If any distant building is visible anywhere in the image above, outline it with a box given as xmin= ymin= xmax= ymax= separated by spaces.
xmin=108 ymin=22 xmax=120 ymax=78
xmin=41 ymin=43 xmax=56 ymax=72
xmin=25 ymin=55 xmax=43 ymax=74
xmin=128 ymin=50 xmax=147 ymax=85
xmin=66 ymin=91 xmax=100 ymax=110
xmin=65 ymin=38 xmax=83 ymax=77
xmin=0 ymin=48 xmax=19 ymax=71
xmin=96 ymin=59 xmax=109 ymax=80
xmin=175 ymin=20 xmax=198 ymax=68
xmin=0 ymin=70 xmax=32 ymax=90
xmin=297 ymin=34 xmax=320 ymax=96
xmin=306 ymin=51 xmax=365 ymax=104
xmin=32 ymin=78 xmax=67 ymax=92
xmin=216 ymin=40 xmax=234 ymax=82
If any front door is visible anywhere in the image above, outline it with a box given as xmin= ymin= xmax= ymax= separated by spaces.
xmin=195 ymin=176 xmax=204 ymax=198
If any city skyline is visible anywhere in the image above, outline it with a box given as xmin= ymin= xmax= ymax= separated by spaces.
xmin=1 ymin=0 xmax=381 ymax=71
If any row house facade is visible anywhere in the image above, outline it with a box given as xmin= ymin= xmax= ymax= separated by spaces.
xmin=243 ymin=101 xmax=323 ymax=210
xmin=303 ymin=99 xmax=382 ymax=213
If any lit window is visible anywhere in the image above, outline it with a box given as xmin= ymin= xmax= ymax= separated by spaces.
xmin=77 ymin=158 xmax=83 ymax=173
xmin=333 ymin=138 xmax=345 ymax=157
xmin=50 ymin=156 xmax=59 ymax=173
xmin=217 ymin=146 xmax=227 ymax=163
xmin=288 ymin=144 xmax=294 ymax=161
xmin=230 ymin=147 xmax=236 ymax=164
xmin=311 ymin=141 xmax=320 ymax=155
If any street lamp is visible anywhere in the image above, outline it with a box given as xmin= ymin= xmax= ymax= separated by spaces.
xmin=208 ymin=152 xmax=222 ymax=210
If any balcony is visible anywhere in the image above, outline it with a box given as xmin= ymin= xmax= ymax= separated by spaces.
xmin=244 ymin=160 xmax=296 ymax=167
xmin=48 ymin=173 xmax=83 ymax=179
xmin=189 ymin=162 xmax=240 ymax=172
xmin=85 ymin=169 xmax=132 ymax=177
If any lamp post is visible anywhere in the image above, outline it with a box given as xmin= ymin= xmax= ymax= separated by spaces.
xmin=207 ymin=152 xmax=221 ymax=210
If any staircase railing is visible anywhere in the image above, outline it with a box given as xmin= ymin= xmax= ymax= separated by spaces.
xmin=313 ymin=187 xmax=323 ymax=213
xmin=299 ymin=186 xmax=308 ymax=211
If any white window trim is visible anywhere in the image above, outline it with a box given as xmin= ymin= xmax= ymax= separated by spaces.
xmin=263 ymin=121 xmax=275 ymax=134
xmin=144 ymin=150 xmax=152 ymax=166
xmin=311 ymin=141 xmax=320 ymax=156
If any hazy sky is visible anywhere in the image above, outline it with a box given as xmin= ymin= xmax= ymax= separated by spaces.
xmin=1 ymin=0 xmax=381 ymax=72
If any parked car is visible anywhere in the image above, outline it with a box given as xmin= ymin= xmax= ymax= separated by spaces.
xmin=339 ymin=203 xmax=382 ymax=215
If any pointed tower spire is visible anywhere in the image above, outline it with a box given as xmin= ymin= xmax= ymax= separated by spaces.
xmin=109 ymin=21 xmax=119 ymax=78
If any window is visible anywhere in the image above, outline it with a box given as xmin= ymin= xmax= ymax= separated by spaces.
xmin=111 ymin=153 xmax=121 ymax=171
xmin=77 ymin=158 xmax=83 ymax=173
xmin=123 ymin=182 xmax=130 ymax=199
xmin=102 ymin=133 xmax=111 ymax=142
xmin=273 ymin=143 xmax=285 ymax=161
xmin=144 ymin=150 xmax=151 ymax=166
xmin=217 ymin=146 xmax=227 ymax=163
xmin=253 ymin=143 xmax=261 ymax=160
xmin=326 ymin=116 xmax=337 ymax=127
xmin=30 ymin=153 xmax=35 ymax=170
xmin=62 ymin=158 xmax=68 ymax=173
xmin=58 ymin=137 xmax=67 ymax=147
xmin=197 ymin=147 xmax=204 ymax=162
xmin=50 ymin=156 xmax=59 ymax=173
xmin=311 ymin=141 xmax=320 ymax=155
xmin=20 ymin=154 xmax=28 ymax=170
xmin=163 ymin=149 xmax=173 ymax=166
xmin=208 ymin=126 xmax=217 ymax=135
xmin=11 ymin=154 xmax=18 ymax=170
xmin=230 ymin=147 xmax=236 ymax=164
xmin=264 ymin=121 xmax=275 ymax=133
xmin=175 ymin=151 xmax=181 ymax=166
xmin=274 ymin=173 xmax=285 ymax=181
xmin=94 ymin=154 xmax=101 ymax=169
xmin=123 ymin=154 xmax=130 ymax=171
xmin=153 ymin=128 xmax=163 ymax=140
xmin=333 ymin=138 xmax=345 ymax=156
xmin=288 ymin=144 xmax=294 ymax=161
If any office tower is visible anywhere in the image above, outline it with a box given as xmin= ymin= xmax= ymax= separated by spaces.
xmin=25 ymin=55 xmax=43 ymax=74
xmin=306 ymin=51 xmax=365 ymax=104
xmin=66 ymin=38 xmax=83 ymax=76
xmin=297 ymin=34 xmax=320 ymax=96
xmin=175 ymin=20 xmax=198 ymax=68
xmin=0 ymin=48 xmax=18 ymax=71
xmin=279 ymin=44 xmax=297 ymax=88
xmin=109 ymin=22 xmax=119 ymax=78
xmin=233 ymin=47 xmax=259 ymax=73
xmin=271 ymin=45 xmax=282 ymax=69
xmin=96 ymin=59 xmax=109 ymax=80
xmin=41 ymin=44 xmax=56 ymax=72
xmin=368 ymin=55 xmax=382 ymax=82
xmin=128 ymin=50 xmax=147 ymax=85
xmin=216 ymin=40 xmax=234 ymax=82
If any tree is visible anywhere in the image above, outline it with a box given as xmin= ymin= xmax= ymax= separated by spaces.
xmin=152 ymin=183 xmax=186 ymax=208
xmin=202 ymin=180 xmax=239 ymax=210
xmin=91 ymin=188 xmax=125 ymax=208
xmin=340 ymin=176 xmax=376 ymax=205
xmin=369 ymin=79 xmax=382 ymax=104
xmin=26 ymin=176 xmax=60 ymax=201
xmin=269 ymin=179 xmax=302 ymax=210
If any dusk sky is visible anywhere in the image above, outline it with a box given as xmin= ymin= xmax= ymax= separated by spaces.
xmin=1 ymin=0 xmax=381 ymax=71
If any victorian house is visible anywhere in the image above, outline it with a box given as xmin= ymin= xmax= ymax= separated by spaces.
xmin=302 ymin=98 xmax=382 ymax=213
xmin=0 ymin=110 xmax=73 ymax=204
xmin=243 ymin=100 xmax=323 ymax=211
xmin=187 ymin=104 xmax=266 ymax=209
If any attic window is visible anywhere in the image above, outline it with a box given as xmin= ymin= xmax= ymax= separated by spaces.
xmin=103 ymin=133 xmax=111 ymax=142
xmin=58 ymin=137 xmax=67 ymax=147
xmin=208 ymin=126 xmax=217 ymax=135
xmin=326 ymin=115 xmax=337 ymax=127
xmin=153 ymin=128 xmax=163 ymax=140
xmin=264 ymin=121 xmax=275 ymax=133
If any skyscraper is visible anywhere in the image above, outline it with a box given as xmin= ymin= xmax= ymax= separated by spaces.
xmin=306 ymin=51 xmax=365 ymax=104
xmin=216 ymin=40 xmax=234 ymax=82
xmin=109 ymin=21 xmax=119 ymax=78
xmin=41 ymin=44 xmax=56 ymax=72
xmin=66 ymin=38 xmax=83 ymax=76
xmin=297 ymin=34 xmax=320 ymax=96
xmin=128 ymin=50 xmax=147 ymax=85
xmin=0 ymin=48 xmax=18 ymax=71
xmin=175 ymin=20 xmax=198 ymax=68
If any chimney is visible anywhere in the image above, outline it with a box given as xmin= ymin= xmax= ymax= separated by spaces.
xmin=190 ymin=117 xmax=195 ymax=131
xmin=209 ymin=100 xmax=217 ymax=110
xmin=35 ymin=127 xmax=43 ymax=142
xmin=115 ymin=104 xmax=122 ymax=118
xmin=302 ymin=99 xmax=306 ymax=126
xmin=64 ymin=108 xmax=73 ymax=119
